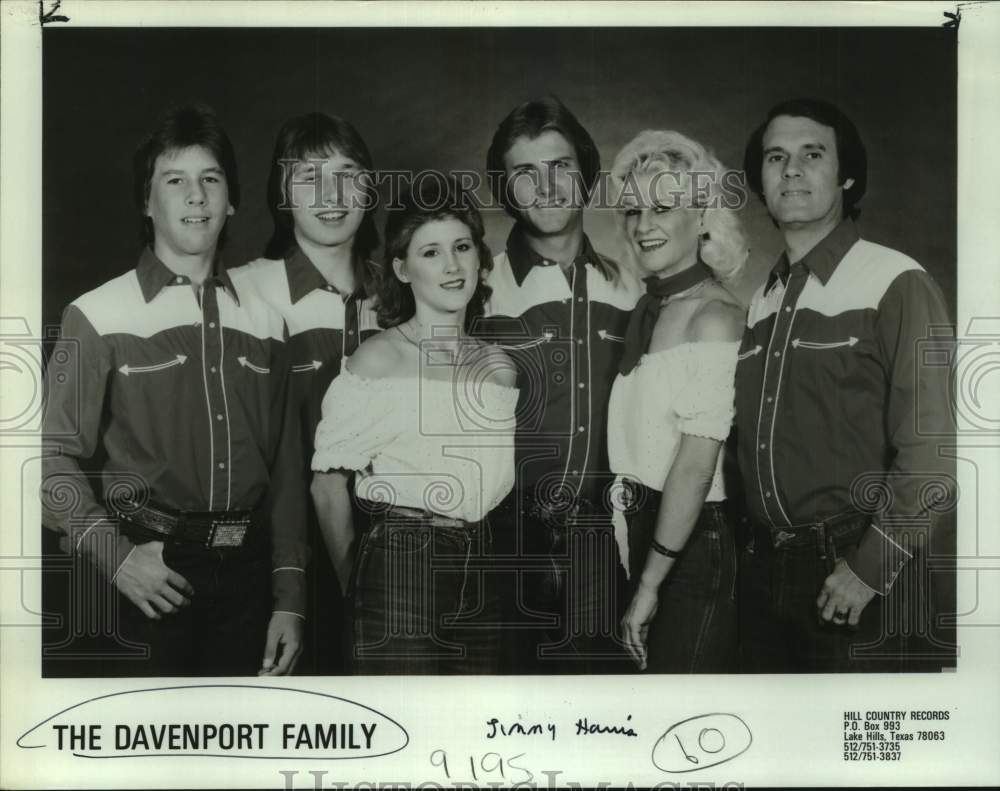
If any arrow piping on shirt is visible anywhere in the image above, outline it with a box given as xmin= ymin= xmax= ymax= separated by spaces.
xmin=118 ymin=355 xmax=187 ymax=376
xmin=791 ymin=336 xmax=859 ymax=350
xmin=497 ymin=332 xmax=554 ymax=351
xmin=291 ymin=360 xmax=323 ymax=373
xmin=597 ymin=329 xmax=625 ymax=342
xmin=238 ymin=356 xmax=271 ymax=374
xmin=737 ymin=345 xmax=762 ymax=361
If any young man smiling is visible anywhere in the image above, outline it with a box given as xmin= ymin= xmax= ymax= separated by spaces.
xmin=735 ymin=98 xmax=955 ymax=672
xmin=480 ymin=96 xmax=641 ymax=673
xmin=42 ymin=106 xmax=307 ymax=676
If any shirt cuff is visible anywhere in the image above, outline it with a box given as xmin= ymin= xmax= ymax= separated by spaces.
xmin=271 ymin=567 xmax=307 ymax=618
xmin=843 ymin=521 xmax=913 ymax=595
xmin=74 ymin=518 xmax=136 ymax=581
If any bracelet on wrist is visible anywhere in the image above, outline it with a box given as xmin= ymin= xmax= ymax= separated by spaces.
xmin=650 ymin=539 xmax=682 ymax=559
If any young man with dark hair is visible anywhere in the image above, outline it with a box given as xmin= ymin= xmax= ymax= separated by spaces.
xmin=241 ymin=112 xmax=382 ymax=674
xmin=734 ymin=98 xmax=955 ymax=672
xmin=42 ymin=105 xmax=307 ymax=676
xmin=480 ymin=95 xmax=641 ymax=673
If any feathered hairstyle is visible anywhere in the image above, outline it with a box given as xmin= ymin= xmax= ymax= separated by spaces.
xmin=263 ymin=112 xmax=379 ymax=292
xmin=133 ymin=104 xmax=239 ymax=248
xmin=610 ymin=129 xmax=748 ymax=283
xmin=486 ymin=95 xmax=601 ymax=218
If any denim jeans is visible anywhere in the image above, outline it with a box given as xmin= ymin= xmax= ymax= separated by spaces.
xmin=492 ymin=493 xmax=631 ymax=675
xmin=738 ymin=515 xmax=944 ymax=673
xmin=349 ymin=509 xmax=501 ymax=675
xmin=626 ymin=486 xmax=739 ymax=673
xmin=115 ymin=536 xmax=272 ymax=676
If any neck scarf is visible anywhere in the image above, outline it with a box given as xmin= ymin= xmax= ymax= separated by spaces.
xmin=618 ymin=261 xmax=713 ymax=375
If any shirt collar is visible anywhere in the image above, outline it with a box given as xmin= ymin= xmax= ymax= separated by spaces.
xmin=765 ymin=218 xmax=861 ymax=292
xmin=136 ymin=247 xmax=240 ymax=305
xmin=285 ymin=246 xmax=365 ymax=304
xmin=505 ymin=225 xmax=612 ymax=287
xmin=286 ymin=246 xmax=332 ymax=304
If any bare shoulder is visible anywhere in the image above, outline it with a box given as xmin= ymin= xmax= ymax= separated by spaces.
xmin=472 ymin=342 xmax=518 ymax=388
xmin=345 ymin=329 xmax=409 ymax=379
xmin=689 ymin=289 xmax=745 ymax=343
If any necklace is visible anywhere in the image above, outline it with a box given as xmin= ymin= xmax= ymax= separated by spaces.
xmin=394 ymin=322 xmax=421 ymax=347
xmin=395 ymin=321 xmax=476 ymax=367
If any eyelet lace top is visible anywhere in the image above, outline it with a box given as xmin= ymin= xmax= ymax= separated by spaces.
xmin=312 ymin=365 xmax=519 ymax=522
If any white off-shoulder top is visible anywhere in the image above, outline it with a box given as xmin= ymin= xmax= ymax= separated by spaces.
xmin=608 ymin=341 xmax=740 ymax=501
xmin=312 ymin=365 xmax=519 ymax=522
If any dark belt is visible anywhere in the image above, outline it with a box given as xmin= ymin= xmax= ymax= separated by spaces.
xmin=758 ymin=511 xmax=869 ymax=551
xmin=523 ymin=493 xmax=607 ymax=527
xmin=377 ymin=504 xmax=472 ymax=530
xmin=113 ymin=498 xmax=262 ymax=549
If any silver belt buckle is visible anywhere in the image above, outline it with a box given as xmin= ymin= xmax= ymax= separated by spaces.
xmin=208 ymin=518 xmax=249 ymax=548
xmin=773 ymin=529 xmax=796 ymax=548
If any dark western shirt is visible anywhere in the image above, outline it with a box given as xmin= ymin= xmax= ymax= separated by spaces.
xmin=734 ymin=220 xmax=954 ymax=593
xmin=478 ymin=228 xmax=641 ymax=504
xmin=41 ymin=248 xmax=309 ymax=615
xmin=240 ymin=247 xmax=380 ymax=443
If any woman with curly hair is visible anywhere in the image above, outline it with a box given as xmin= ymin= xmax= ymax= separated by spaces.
xmin=310 ymin=177 xmax=518 ymax=674
xmin=607 ymin=130 xmax=749 ymax=673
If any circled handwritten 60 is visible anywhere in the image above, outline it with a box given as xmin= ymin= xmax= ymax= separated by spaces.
xmin=652 ymin=713 xmax=752 ymax=773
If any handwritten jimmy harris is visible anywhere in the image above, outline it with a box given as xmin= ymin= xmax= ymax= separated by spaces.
xmin=484 ymin=715 xmax=638 ymax=740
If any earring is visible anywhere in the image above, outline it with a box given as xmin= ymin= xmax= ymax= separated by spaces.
xmin=392 ymin=257 xmax=408 ymax=283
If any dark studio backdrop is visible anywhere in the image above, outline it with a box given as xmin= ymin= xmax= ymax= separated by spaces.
xmin=43 ymin=26 xmax=957 ymax=333
xmin=40 ymin=26 xmax=957 ymax=674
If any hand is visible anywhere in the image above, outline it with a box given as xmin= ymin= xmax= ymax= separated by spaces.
xmin=816 ymin=558 xmax=877 ymax=626
xmin=258 ymin=612 xmax=303 ymax=676
xmin=113 ymin=540 xmax=194 ymax=619
xmin=620 ymin=583 xmax=659 ymax=671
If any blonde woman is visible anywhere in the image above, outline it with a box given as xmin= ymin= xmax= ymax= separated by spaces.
xmin=608 ymin=130 xmax=748 ymax=672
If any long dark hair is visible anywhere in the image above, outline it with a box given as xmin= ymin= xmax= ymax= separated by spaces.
xmin=263 ymin=112 xmax=379 ymax=290
xmin=376 ymin=176 xmax=492 ymax=332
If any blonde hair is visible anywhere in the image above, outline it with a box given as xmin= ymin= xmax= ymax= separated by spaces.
xmin=610 ymin=129 xmax=748 ymax=283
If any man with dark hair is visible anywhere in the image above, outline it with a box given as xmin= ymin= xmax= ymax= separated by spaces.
xmin=42 ymin=106 xmax=307 ymax=676
xmin=241 ymin=112 xmax=382 ymax=674
xmin=742 ymin=98 xmax=868 ymax=222
xmin=480 ymin=95 xmax=641 ymax=673
xmin=734 ymin=98 xmax=954 ymax=672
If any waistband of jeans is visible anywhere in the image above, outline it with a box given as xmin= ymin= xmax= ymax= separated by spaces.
xmin=370 ymin=504 xmax=481 ymax=531
xmin=524 ymin=493 xmax=608 ymax=525
xmin=755 ymin=511 xmax=870 ymax=550
xmin=623 ymin=479 xmax=726 ymax=512
xmin=488 ymin=488 xmax=607 ymax=522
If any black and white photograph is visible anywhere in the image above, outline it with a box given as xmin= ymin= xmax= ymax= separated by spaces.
xmin=1 ymin=1 xmax=999 ymax=788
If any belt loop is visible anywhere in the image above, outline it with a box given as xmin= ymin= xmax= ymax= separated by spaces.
xmin=813 ymin=522 xmax=827 ymax=561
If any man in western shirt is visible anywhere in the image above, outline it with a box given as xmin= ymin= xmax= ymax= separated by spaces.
xmin=42 ymin=106 xmax=307 ymax=676
xmin=480 ymin=96 xmax=641 ymax=672
xmin=735 ymin=98 xmax=955 ymax=672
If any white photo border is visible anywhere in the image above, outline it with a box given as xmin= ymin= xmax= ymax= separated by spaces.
xmin=2 ymin=1 xmax=999 ymax=788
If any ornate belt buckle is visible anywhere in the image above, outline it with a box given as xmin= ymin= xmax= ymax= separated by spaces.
xmin=208 ymin=518 xmax=249 ymax=548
